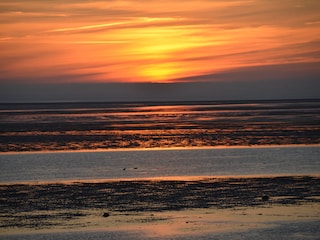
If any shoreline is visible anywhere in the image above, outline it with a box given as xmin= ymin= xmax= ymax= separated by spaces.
xmin=1 ymin=173 xmax=320 ymax=186
xmin=1 ymin=143 xmax=320 ymax=155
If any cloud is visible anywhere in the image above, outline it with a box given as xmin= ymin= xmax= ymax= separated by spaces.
xmin=174 ymin=62 xmax=320 ymax=82
xmin=1 ymin=0 xmax=320 ymax=87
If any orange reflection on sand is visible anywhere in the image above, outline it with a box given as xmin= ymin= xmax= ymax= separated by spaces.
xmin=3 ymin=204 xmax=319 ymax=237
xmin=123 ymin=204 xmax=320 ymax=238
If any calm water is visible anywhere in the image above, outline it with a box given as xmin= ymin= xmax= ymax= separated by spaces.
xmin=1 ymin=146 xmax=319 ymax=183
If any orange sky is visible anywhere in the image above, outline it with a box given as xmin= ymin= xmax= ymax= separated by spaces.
xmin=1 ymin=0 xmax=320 ymax=84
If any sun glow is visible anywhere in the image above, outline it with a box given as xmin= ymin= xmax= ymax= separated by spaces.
xmin=1 ymin=0 xmax=320 ymax=83
xmin=118 ymin=25 xmax=218 ymax=82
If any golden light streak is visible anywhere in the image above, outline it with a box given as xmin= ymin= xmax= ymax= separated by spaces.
xmin=47 ymin=22 xmax=135 ymax=32
xmin=46 ymin=17 xmax=185 ymax=33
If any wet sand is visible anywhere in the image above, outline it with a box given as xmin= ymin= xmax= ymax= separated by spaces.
xmin=1 ymin=176 xmax=320 ymax=239
xmin=1 ymin=100 xmax=320 ymax=152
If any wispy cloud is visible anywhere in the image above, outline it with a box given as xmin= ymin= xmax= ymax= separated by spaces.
xmin=46 ymin=17 xmax=186 ymax=33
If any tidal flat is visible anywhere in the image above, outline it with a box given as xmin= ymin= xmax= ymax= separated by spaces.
xmin=1 ymin=176 xmax=320 ymax=239
xmin=1 ymin=100 xmax=320 ymax=152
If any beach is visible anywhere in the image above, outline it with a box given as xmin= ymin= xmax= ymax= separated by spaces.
xmin=1 ymin=176 xmax=320 ymax=239
xmin=1 ymin=100 xmax=320 ymax=239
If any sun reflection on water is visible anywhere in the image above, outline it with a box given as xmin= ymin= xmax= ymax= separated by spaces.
xmin=1 ymin=100 xmax=320 ymax=152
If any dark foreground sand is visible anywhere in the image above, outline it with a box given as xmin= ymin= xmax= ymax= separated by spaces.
xmin=1 ymin=176 xmax=320 ymax=239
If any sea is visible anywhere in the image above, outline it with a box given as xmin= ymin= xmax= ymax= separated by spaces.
xmin=0 ymin=99 xmax=320 ymax=183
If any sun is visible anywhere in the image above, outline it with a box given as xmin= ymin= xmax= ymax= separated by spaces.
xmin=139 ymin=62 xmax=181 ymax=82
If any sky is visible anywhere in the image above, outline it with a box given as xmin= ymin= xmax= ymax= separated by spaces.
xmin=0 ymin=0 xmax=320 ymax=102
